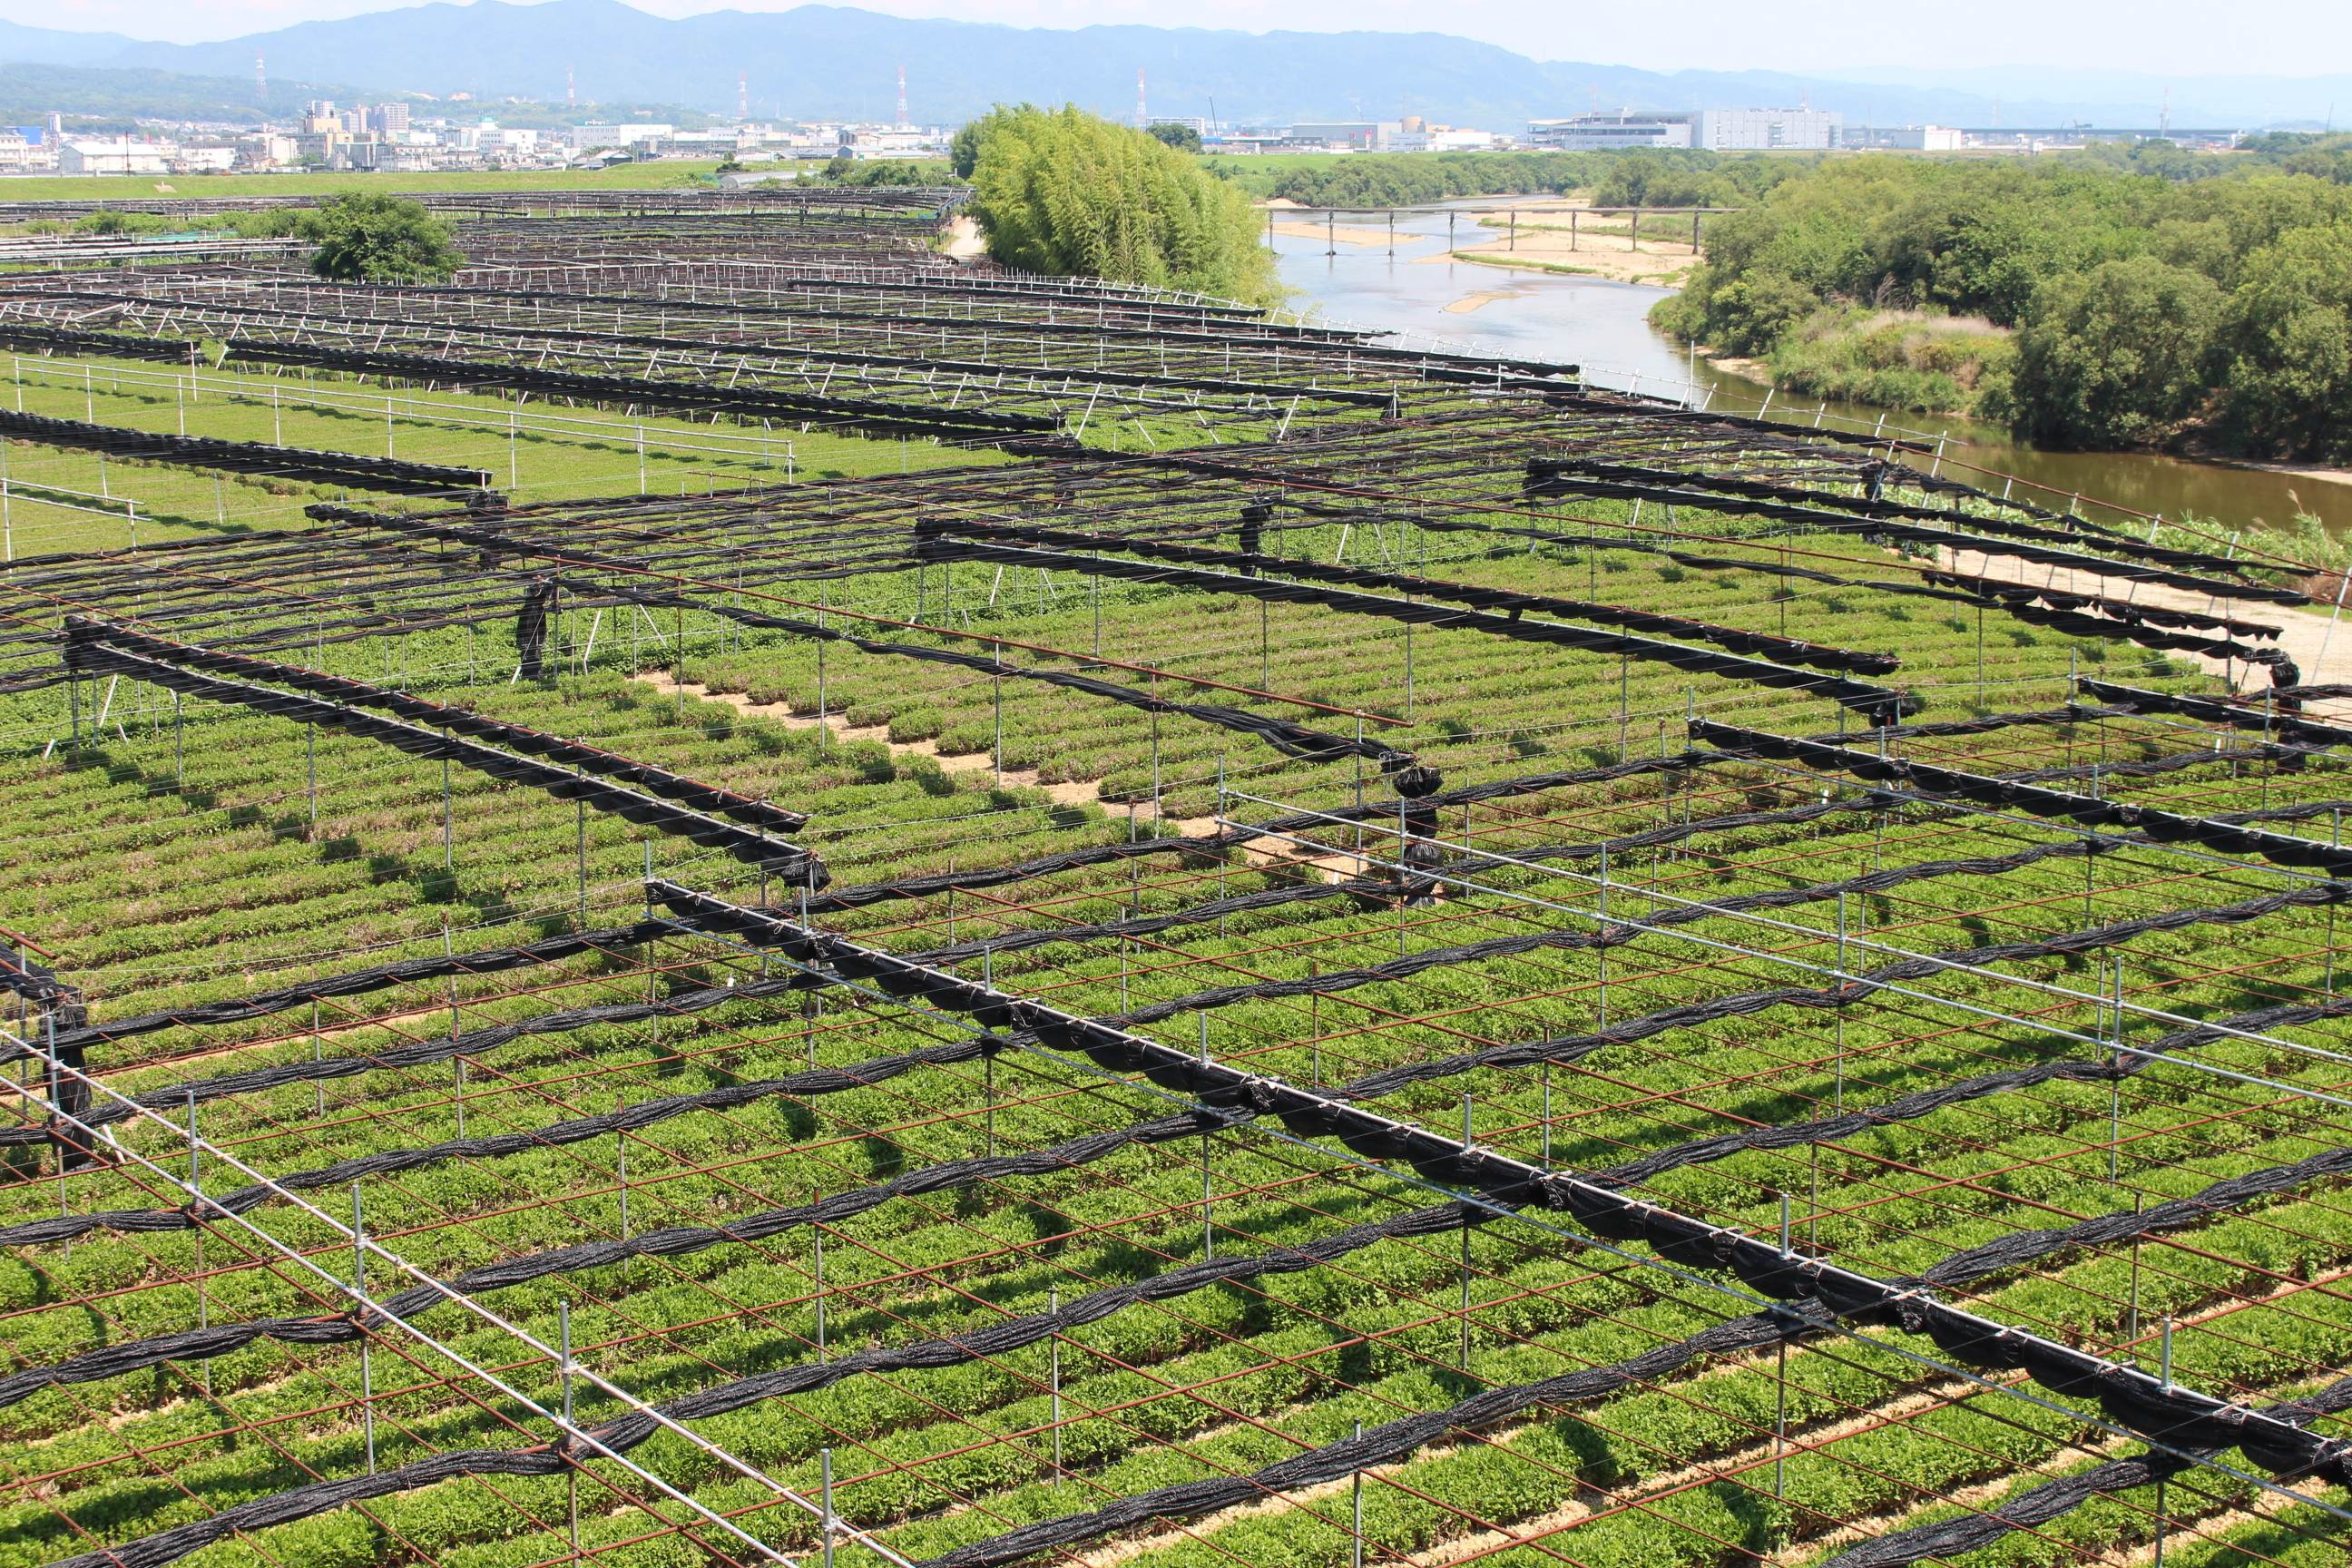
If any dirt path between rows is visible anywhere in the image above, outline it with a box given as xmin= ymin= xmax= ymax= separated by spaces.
xmin=627 ymin=672 xmax=1401 ymax=879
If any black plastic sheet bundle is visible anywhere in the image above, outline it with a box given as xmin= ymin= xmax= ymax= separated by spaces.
xmin=1517 ymin=459 xmax=2309 ymax=606
xmin=1921 ymin=567 xmax=2281 ymax=640
xmin=922 ymin=517 xmax=1903 ymax=676
xmin=79 ymin=622 xmax=808 ymax=832
xmin=1525 ymin=455 xmax=2276 ymax=583
xmin=0 ymin=940 xmax=75 ymax=1007
xmin=910 ymin=529 xmax=1919 ymax=719
xmin=2081 ymin=677 xmax=2352 ymax=752
xmin=0 ymin=407 xmax=495 ymax=496
xmin=58 ymin=626 xmax=826 ymax=891
xmin=1690 ymin=718 xmax=2352 ymax=879
xmin=647 ymin=886 xmax=2352 ymax=1494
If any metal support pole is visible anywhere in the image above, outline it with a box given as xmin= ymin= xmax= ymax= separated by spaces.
xmin=1541 ymin=1060 xmax=1552 ymax=1165
xmin=1049 ymin=1287 xmax=1063 ymax=1484
xmin=985 ymin=952 xmax=997 ymax=1155
xmin=1200 ymin=1012 xmax=1213 ymax=1260
xmin=821 ymin=1446 xmax=836 ymax=1568
xmin=355 ymin=1183 xmax=375 ymax=1474
xmin=1459 ymin=1093 xmax=1473 ymax=1371
xmin=1596 ymin=844 xmax=1609 ymax=1026
xmin=1777 ymin=1191 xmax=1792 ymax=1495
xmin=615 ymin=1093 xmax=630 ymax=1239
xmin=814 ymin=1211 xmax=828 ymax=1358
xmin=562 ymin=1299 xmax=578 ymax=1548
xmin=188 ymin=1092 xmax=209 ymax=1394
xmin=1351 ymin=1420 xmax=1366 ymax=1568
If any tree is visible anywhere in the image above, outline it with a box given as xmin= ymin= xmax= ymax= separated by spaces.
xmin=963 ymin=104 xmax=1279 ymax=307
xmin=2004 ymin=256 xmax=2223 ymax=446
xmin=1146 ymin=122 xmax=1201 ymax=154
xmin=824 ymin=159 xmax=959 ymax=188
xmin=301 ymin=192 xmax=466 ymax=284
xmin=2217 ymin=226 xmax=2352 ymax=460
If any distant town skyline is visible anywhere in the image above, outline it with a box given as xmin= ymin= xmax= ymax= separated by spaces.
xmin=23 ymin=0 xmax=2350 ymax=79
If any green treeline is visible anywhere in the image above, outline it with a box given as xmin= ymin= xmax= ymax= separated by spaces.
xmin=1650 ymin=147 xmax=2352 ymax=460
xmin=959 ymin=105 xmax=1279 ymax=307
xmin=1203 ymin=149 xmax=1817 ymax=210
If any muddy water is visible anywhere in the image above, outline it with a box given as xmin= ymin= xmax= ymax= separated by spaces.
xmin=1269 ymin=205 xmax=2352 ymax=539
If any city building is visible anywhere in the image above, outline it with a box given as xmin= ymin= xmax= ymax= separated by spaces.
xmin=368 ymin=103 xmax=409 ymax=136
xmin=1694 ymin=108 xmax=1842 ymax=150
xmin=171 ymin=145 xmax=237 ymax=173
xmin=562 ymin=122 xmax=674 ymax=150
xmin=1289 ymin=121 xmax=1403 ymax=152
xmin=59 ymin=139 xmax=171 ymax=175
xmin=0 ymin=131 xmax=54 ymax=172
xmin=1528 ymin=113 xmax=1694 ymax=151
xmin=1391 ymin=126 xmax=1501 ymax=152
xmin=236 ymin=133 xmax=299 ymax=168
xmin=1531 ymin=108 xmax=1842 ymax=152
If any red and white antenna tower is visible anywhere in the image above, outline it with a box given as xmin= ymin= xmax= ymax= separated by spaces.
xmin=255 ymin=52 xmax=266 ymax=107
xmin=1136 ymin=67 xmax=1147 ymax=127
xmin=897 ymin=64 xmax=908 ymax=129
xmin=739 ymin=71 xmax=748 ymax=118
xmin=566 ymin=64 xmax=575 ymax=106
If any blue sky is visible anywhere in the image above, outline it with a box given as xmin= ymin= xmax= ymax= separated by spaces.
xmin=22 ymin=0 xmax=2347 ymax=77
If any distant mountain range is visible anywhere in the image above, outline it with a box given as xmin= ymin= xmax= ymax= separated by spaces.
xmin=0 ymin=3 xmax=2340 ymax=131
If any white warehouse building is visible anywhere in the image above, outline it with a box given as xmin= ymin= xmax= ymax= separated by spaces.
xmin=1530 ymin=108 xmax=1843 ymax=152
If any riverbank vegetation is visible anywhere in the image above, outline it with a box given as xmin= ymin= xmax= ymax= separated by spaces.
xmin=960 ymin=104 xmax=1280 ymax=306
xmin=1206 ymin=147 xmax=1816 ymax=211
xmin=1758 ymin=309 xmax=2015 ymax=413
xmin=1651 ymin=154 xmax=2352 ymax=461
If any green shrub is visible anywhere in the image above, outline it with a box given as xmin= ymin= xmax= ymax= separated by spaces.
xmin=887 ymin=707 xmax=944 ymax=743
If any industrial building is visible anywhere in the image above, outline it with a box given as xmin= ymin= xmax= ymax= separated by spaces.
xmin=1530 ymin=107 xmax=1844 ymax=152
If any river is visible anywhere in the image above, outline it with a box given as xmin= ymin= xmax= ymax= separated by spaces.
xmin=1269 ymin=203 xmax=2352 ymax=540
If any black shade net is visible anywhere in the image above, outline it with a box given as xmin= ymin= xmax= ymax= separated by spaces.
xmin=1816 ymin=1376 xmax=2352 ymax=1567
xmin=909 ymin=531 xmax=1919 ymax=719
xmin=926 ymin=517 xmax=1903 ymax=676
xmin=56 ymin=627 xmax=826 ymax=890
xmin=2082 ymin=677 xmax=2352 ymax=751
xmin=1523 ymin=456 xmax=2295 ymax=593
xmin=54 ymin=878 xmax=2352 ymax=1568
xmin=1691 ymin=720 xmax=2352 ymax=879
xmin=0 ymin=407 xmax=495 ymax=496
xmin=80 ymin=622 xmax=809 ymax=831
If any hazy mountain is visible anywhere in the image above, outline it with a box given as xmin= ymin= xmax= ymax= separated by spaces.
xmin=0 ymin=61 xmax=380 ymax=127
xmin=0 ymin=2 xmax=2317 ymax=130
xmin=0 ymin=19 xmax=144 ymax=69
